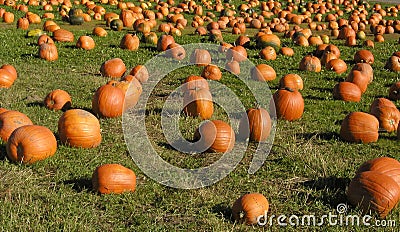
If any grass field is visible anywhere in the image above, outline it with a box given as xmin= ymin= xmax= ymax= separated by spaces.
xmin=0 ymin=0 xmax=399 ymax=231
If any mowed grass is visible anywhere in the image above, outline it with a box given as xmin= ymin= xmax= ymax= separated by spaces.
xmin=0 ymin=1 xmax=400 ymax=231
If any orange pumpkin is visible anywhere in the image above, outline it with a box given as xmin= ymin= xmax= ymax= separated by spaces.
xmin=92 ymin=164 xmax=136 ymax=194
xmin=0 ymin=67 xmax=17 ymax=88
xmin=279 ymin=74 xmax=303 ymax=90
xmin=238 ymin=107 xmax=272 ymax=142
xmin=76 ymin=36 xmax=95 ymax=50
xmin=0 ymin=110 xmax=33 ymax=142
xmin=259 ymin=46 xmax=276 ymax=60
xmin=299 ymin=54 xmax=321 ymax=72
xmin=356 ymin=157 xmax=400 ymax=186
xmin=201 ymin=65 xmax=222 ymax=81
xmin=183 ymin=88 xmax=214 ymax=120
xmin=340 ymin=112 xmax=379 ymax=143
xmin=346 ymin=70 xmax=369 ymax=93
xmin=232 ymin=193 xmax=269 ymax=225
xmin=52 ymin=29 xmax=74 ymax=42
xmin=190 ymin=49 xmax=212 ymax=66
xmin=44 ymin=89 xmax=72 ymax=111
xmin=194 ymin=120 xmax=235 ymax=153
xmin=369 ymin=98 xmax=400 ymax=133
xmin=92 ymin=82 xmax=125 ymax=118
xmin=120 ymin=33 xmax=140 ymax=51
xmin=273 ymin=88 xmax=304 ymax=121
xmin=388 ymin=81 xmax=400 ymax=100
xmin=129 ymin=65 xmax=149 ymax=84
xmin=251 ymin=64 xmax=276 ymax=82
xmin=100 ymin=58 xmax=126 ymax=78
xmin=354 ymin=50 xmax=374 ymax=64
xmin=333 ymin=82 xmax=362 ymax=102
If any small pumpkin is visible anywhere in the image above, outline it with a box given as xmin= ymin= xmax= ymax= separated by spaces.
xmin=6 ymin=125 xmax=57 ymax=164
xmin=58 ymin=109 xmax=101 ymax=148
xmin=256 ymin=33 xmax=281 ymax=51
xmin=279 ymin=74 xmax=303 ymax=90
xmin=194 ymin=120 xmax=235 ymax=153
xmin=0 ymin=110 xmax=33 ymax=142
xmin=190 ymin=49 xmax=212 ymax=66
xmin=388 ymin=81 xmax=400 ymax=100
xmin=182 ymin=75 xmax=209 ymax=92
xmin=129 ymin=65 xmax=149 ymax=84
xmin=347 ymin=171 xmax=400 ymax=218
xmin=44 ymin=89 xmax=72 ymax=111
xmin=351 ymin=63 xmax=373 ymax=83
xmin=232 ymin=193 xmax=269 ymax=225
xmin=120 ymin=33 xmax=140 ymax=51
xmin=110 ymin=18 xmax=123 ymax=31
xmin=384 ymin=55 xmax=400 ymax=72
xmin=251 ymin=64 xmax=276 ymax=82
xmin=320 ymin=51 xmax=337 ymax=66
xmin=299 ymin=54 xmax=321 ymax=72
xmin=201 ymin=65 xmax=222 ymax=81
xmin=324 ymin=44 xmax=341 ymax=58
xmin=225 ymin=60 xmax=240 ymax=75
xmin=369 ymin=98 xmax=400 ymax=133
xmin=92 ymin=164 xmax=136 ymax=194
xmin=52 ymin=29 xmax=74 ymax=42
xmin=17 ymin=17 xmax=29 ymax=30
xmin=0 ymin=64 xmax=17 ymax=81
xmin=100 ymin=58 xmax=126 ymax=78
xmin=333 ymin=82 xmax=362 ymax=102
xmin=0 ymin=68 xmax=17 ymax=88
xmin=76 ymin=36 xmax=95 ymax=50
xmin=259 ymin=46 xmax=276 ymax=61
xmin=340 ymin=112 xmax=379 ymax=143
xmin=326 ymin=59 xmax=347 ymax=74
xmin=183 ymin=88 xmax=214 ymax=120
xmin=157 ymin=34 xmax=175 ymax=51
xmin=92 ymin=82 xmax=125 ymax=118
xmin=238 ymin=107 xmax=272 ymax=142
xmin=92 ymin=27 xmax=107 ymax=37
xmin=354 ymin=50 xmax=374 ymax=64
xmin=279 ymin=47 xmax=294 ymax=56
xmin=273 ymin=88 xmax=304 ymax=121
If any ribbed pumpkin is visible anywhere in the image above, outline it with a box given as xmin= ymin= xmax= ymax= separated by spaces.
xmin=52 ymin=29 xmax=74 ymax=42
xmin=201 ymin=65 xmax=222 ymax=81
xmin=157 ymin=34 xmax=175 ymax=51
xmin=194 ymin=120 xmax=235 ymax=153
xmin=340 ymin=112 xmax=379 ymax=143
xmin=351 ymin=63 xmax=374 ymax=83
xmin=0 ymin=68 xmax=17 ymax=88
xmin=238 ymin=107 xmax=272 ymax=142
xmin=273 ymin=88 xmax=304 ymax=121
xmin=0 ymin=110 xmax=33 ymax=142
xmin=92 ymin=164 xmax=136 ymax=194
xmin=326 ymin=59 xmax=347 ymax=74
xmin=58 ymin=109 xmax=101 ymax=148
xmin=92 ymin=27 xmax=107 ymax=37
xmin=76 ymin=36 xmax=95 ymax=50
xmin=251 ymin=64 xmax=276 ymax=81
xmin=190 ymin=49 xmax=212 ymax=66
xmin=183 ymin=88 xmax=214 ymax=120
xmin=356 ymin=157 xmax=400 ymax=186
xmin=182 ymin=75 xmax=209 ymax=92
xmin=347 ymin=171 xmax=400 ymax=218
xmin=354 ymin=50 xmax=374 ymax=64
xmin=279 ymin=47 xmax=294 ymax=56
xmin=232 ymin=193 xmax=269 ymax=225
xmin=385 ymin=55 xmax=400 ymax=72
xmin=369 ymin=98 xmax=400 ymax=133
xmin=333 ymin=82 xmax=362 ymax=102
xmin=256 ymin=33 xmax=281 ymax=51
xmin=299 ymin=54 xmax=321 ymax=72
xmin=324 ymin=44 xmax=341 ymax=58
xmin=225 ymin=60 xmax=240 ymax=75
xmin=226 ymin=45 xmax=247 ymax=62
xmin=346 ymin=70 xmax=369 ymax=93
xmin=279 ymin=74 xmax=303 ymax=90
xmin=44 ymin=89 xmax=72 ymax=111
xmin=92 ymin=82 xmax=125 ymax=118
xmin=6 ymin=125 xmax=57 ymax=164
xmin=166 ymin=43 xmax=186 ymax=61
xmin=320 ymin=51 xmax=337 ymax=66
xmin=388 ymin=81 xmax=400 ymax=100
xmin=259 ymin=46 xmax=276 ymax=60
xmin=100 ymin=58 xmax=126 ymax=78
xmin=129 ymin=65 xmax=149 ymax=84
xmin=120 ymin=33 xmax=140 ymax=51
xmin=17 ymin=17 xmax=29 ymax=30
xmin=1 ymin=64 xmax=17 ymax=82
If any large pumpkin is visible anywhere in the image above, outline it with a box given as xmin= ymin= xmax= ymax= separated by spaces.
xmin=273 ymin=88 xmax=304 ymax=121
xmin=194 ymin=120 xmax=235 ymax=153
xmin=92 ymin=83 xmax=125 ymax=118
xmin=369 ymin=98 xmax=400 ymax=133
xmin=340 ymin=112 xmax=379 ymax=143
xmin=0 ymin=110 xmax=33 ymax=142
xmin=52 ymin=29 xmax=74 ymax=42
xmin=100 ymin=58 xmax=126 ymax=78
xmin=120 ymin=33 xmax=140 ymax=51
xmin=238 ymin=107 xmax=272 ymax=142
xmin=347 ymin=171 xmax=400 ymax=218
xmin=92 ymin=164 xmax=136 ymax=194
xmin=356 ymin=157 xmax=400 ymax=186
xmin=226 ymin=45 xmax=247 ymax=62
xmin=333 ymin=82 xmax=362 ymax=102
xmin=38 ymin=42 xmax=58 ymax=61
xmin=157 ymin=34 xmax=175 ymax=51
xmin=6 ymin=125 xmax=57 ymax=164
xmin=183 ymin=88 xmax=214 ymax=120
xmin=76 ymin=36 xmax=95 ymax=50
xmin=232 ymin=193 xmax=269 ymax=225
xmin=44 ymin=89 xmax=72 ymax=111
xmin=279 ymin=74 xmax=303 ymax=90
xmin=108 ymin=79 xmax=142 ymax=111
xmin=354 ymin=50 xmax=374 ymax=64
xmin=346 ymin=70 xmax=369 ymax=93
xmin=256 ymin=33 xmax=281 ymax=51
xmin=182 ymin=75 xmax=209 ymax=92
xmin=351 ymin=63 xmax=373 ymax=83
xmin=58 ymin=109 xmax=102 ymax=148
xmin=251 ymin=64 xmax=276 ymax=82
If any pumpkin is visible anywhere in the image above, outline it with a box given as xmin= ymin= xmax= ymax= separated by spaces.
xmin=251 ymin=64 xmax=276 ymax=82
xmin=326 ymin=59 xmax=347 ymax=74
xmin=1 ymin=64 xmax=17 ymax=81
xmin=384 ymin=55 xmax=400 ymax=72
xmin=225 ymin=60 xmax=240 ymax=75
xmin=232 ymin=193 xmax=269 ymax=225
xmin=363 ymin=40 xmax=374 ymax=48
xmin=320 ymin=51 xmax=337 ymax=66
xmin=226 ymin=45 xmax=247 ymax=62
xmin=157 ymin=34 xmax=175 ymax=51
xmin=346 ymin=70 xmax=369 ymax=93
xmin=194 ymin=120 xmax=235 ymax=153
xmin=369 ymin=98 xmax=400 ymax=133
xmin=108 ymin=79 xmax=142 ymax=110
xmin=3 ymin=12 xmax=14 ymax=23
xmin=6 ymin=125 xmax=57 ymax=164
xmin=201 ymin=65 xmax=222 ymax=81
xmin=120 ymin=33 xmax=140 ymax=51
xmin=0 ymin=110 xmax=33 ymax=142
xmin=0 ymin=108 xmax=8 ymax=114
xmin=110 ymin=18 xmax=123 ymax=31
xmin=299 ymin=54 xmax=321 ymax=72
xmin=92 ymin=164 xmax=136 ymax=194
xmin=182 ymin=75 xmax=209 ymax=92
xmin=52 ymin=29 xmax=74 ymax=42
xmin=37 ymin=34 xmax=54 ymax=46
xmin=238 ymin=107 xmax=272 ymax=142
xmin=92 ymin=83 xmax=125 ymax=118
xmin=69 ymin=15 xmax=84 ymax=25
xmin=76 ymin=36 xmax=95 ymax=50
xmin=354 ymin=50 xmax=374 ymax=64
xmin=0 ymin=68 xmax=17 ymax=88
xmin=235 ymin=35 xmax=250 ymax=47
xmin=347 ymin=171 xmax=400 ymax=218
xmin=190 ymin=49 xmax=212 ymax=66
xmin=388 ymin=81 xmax=400 ymax=100
xmin=58 ymin=109 xmax=101 ymax=148
xmin=356 ymin=157 xmax=400 ymax=186
xmin=100 ymin=58 xmax=126 ymax=78
xmin=333 ymin=82 xmax=362 ymax=102
xmin=351 ymin=63 xmax=374 ymax=83
xmin=92 ymin=27 xmax=107 ymax=37
xmin=17 ymin=17 xmax=29 ymax=30
xmin=259 ymin=46 xmax=276 ymax=60
xmin=256 ymin=33 xmax=280 ymax=51
xmin=340 ymin=112 xmax=379 ymax=143
xmin=345 ymin=36 xmax=357 ymax=47
xmin=324 ymin=44 xmax=341 ymax=58
xmin=314 ymin=44 xmax=329 ymax=57
xmin=273 ymin=88 xmax=304 ymax=121
xmin=279 ymin=47 xmax=294 ymax=56
xmin=129 ymin=65 xmax=149 ymax=84
xmin=144 ymin=32 xmax=158 ymax=45
xmin=44 ymin=89 xmax=72 ymax=111
xmin=120 ymin=9 xmax=134 ymax=27
xmin=279 ymin=74 xmax=303 ymax=90
xmin=183 ymin=88 xmax=214 ymax=120
xmin=166 ymin=43 xmax=186 ymax=61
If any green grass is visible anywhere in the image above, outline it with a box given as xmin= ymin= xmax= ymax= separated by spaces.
xmin=0 ymin=0 xmax=400 ymax=231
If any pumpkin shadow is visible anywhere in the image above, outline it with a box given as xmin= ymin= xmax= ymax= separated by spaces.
xmin=296 ymin=131 xmax=340 ymax=141
xmin=300 ymin=177 xmax=350 ymax=207
xmin=211 ymin=203 xmax=233 ymax=222
xmin=20 ymin=53 xmax=37 ymax=59
xmin=141 ymin=45 xmax=158 ymax=52
xmin=377 ymin=133 xmax=398 ymax=141
xmin=0 ymin=145 xmax=7 ymax=160
xmin=64 ymin=178 xmax=92 ymax=193
xmin=304 ymin=95 xmax=326 ymax=101
xmin=310 ymin=87 xmax=333 ymax=93
xmin=64 ymin=45 xmax=77 ymax=49
xmin=27 ymin=101 xmax=44 ymax=108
